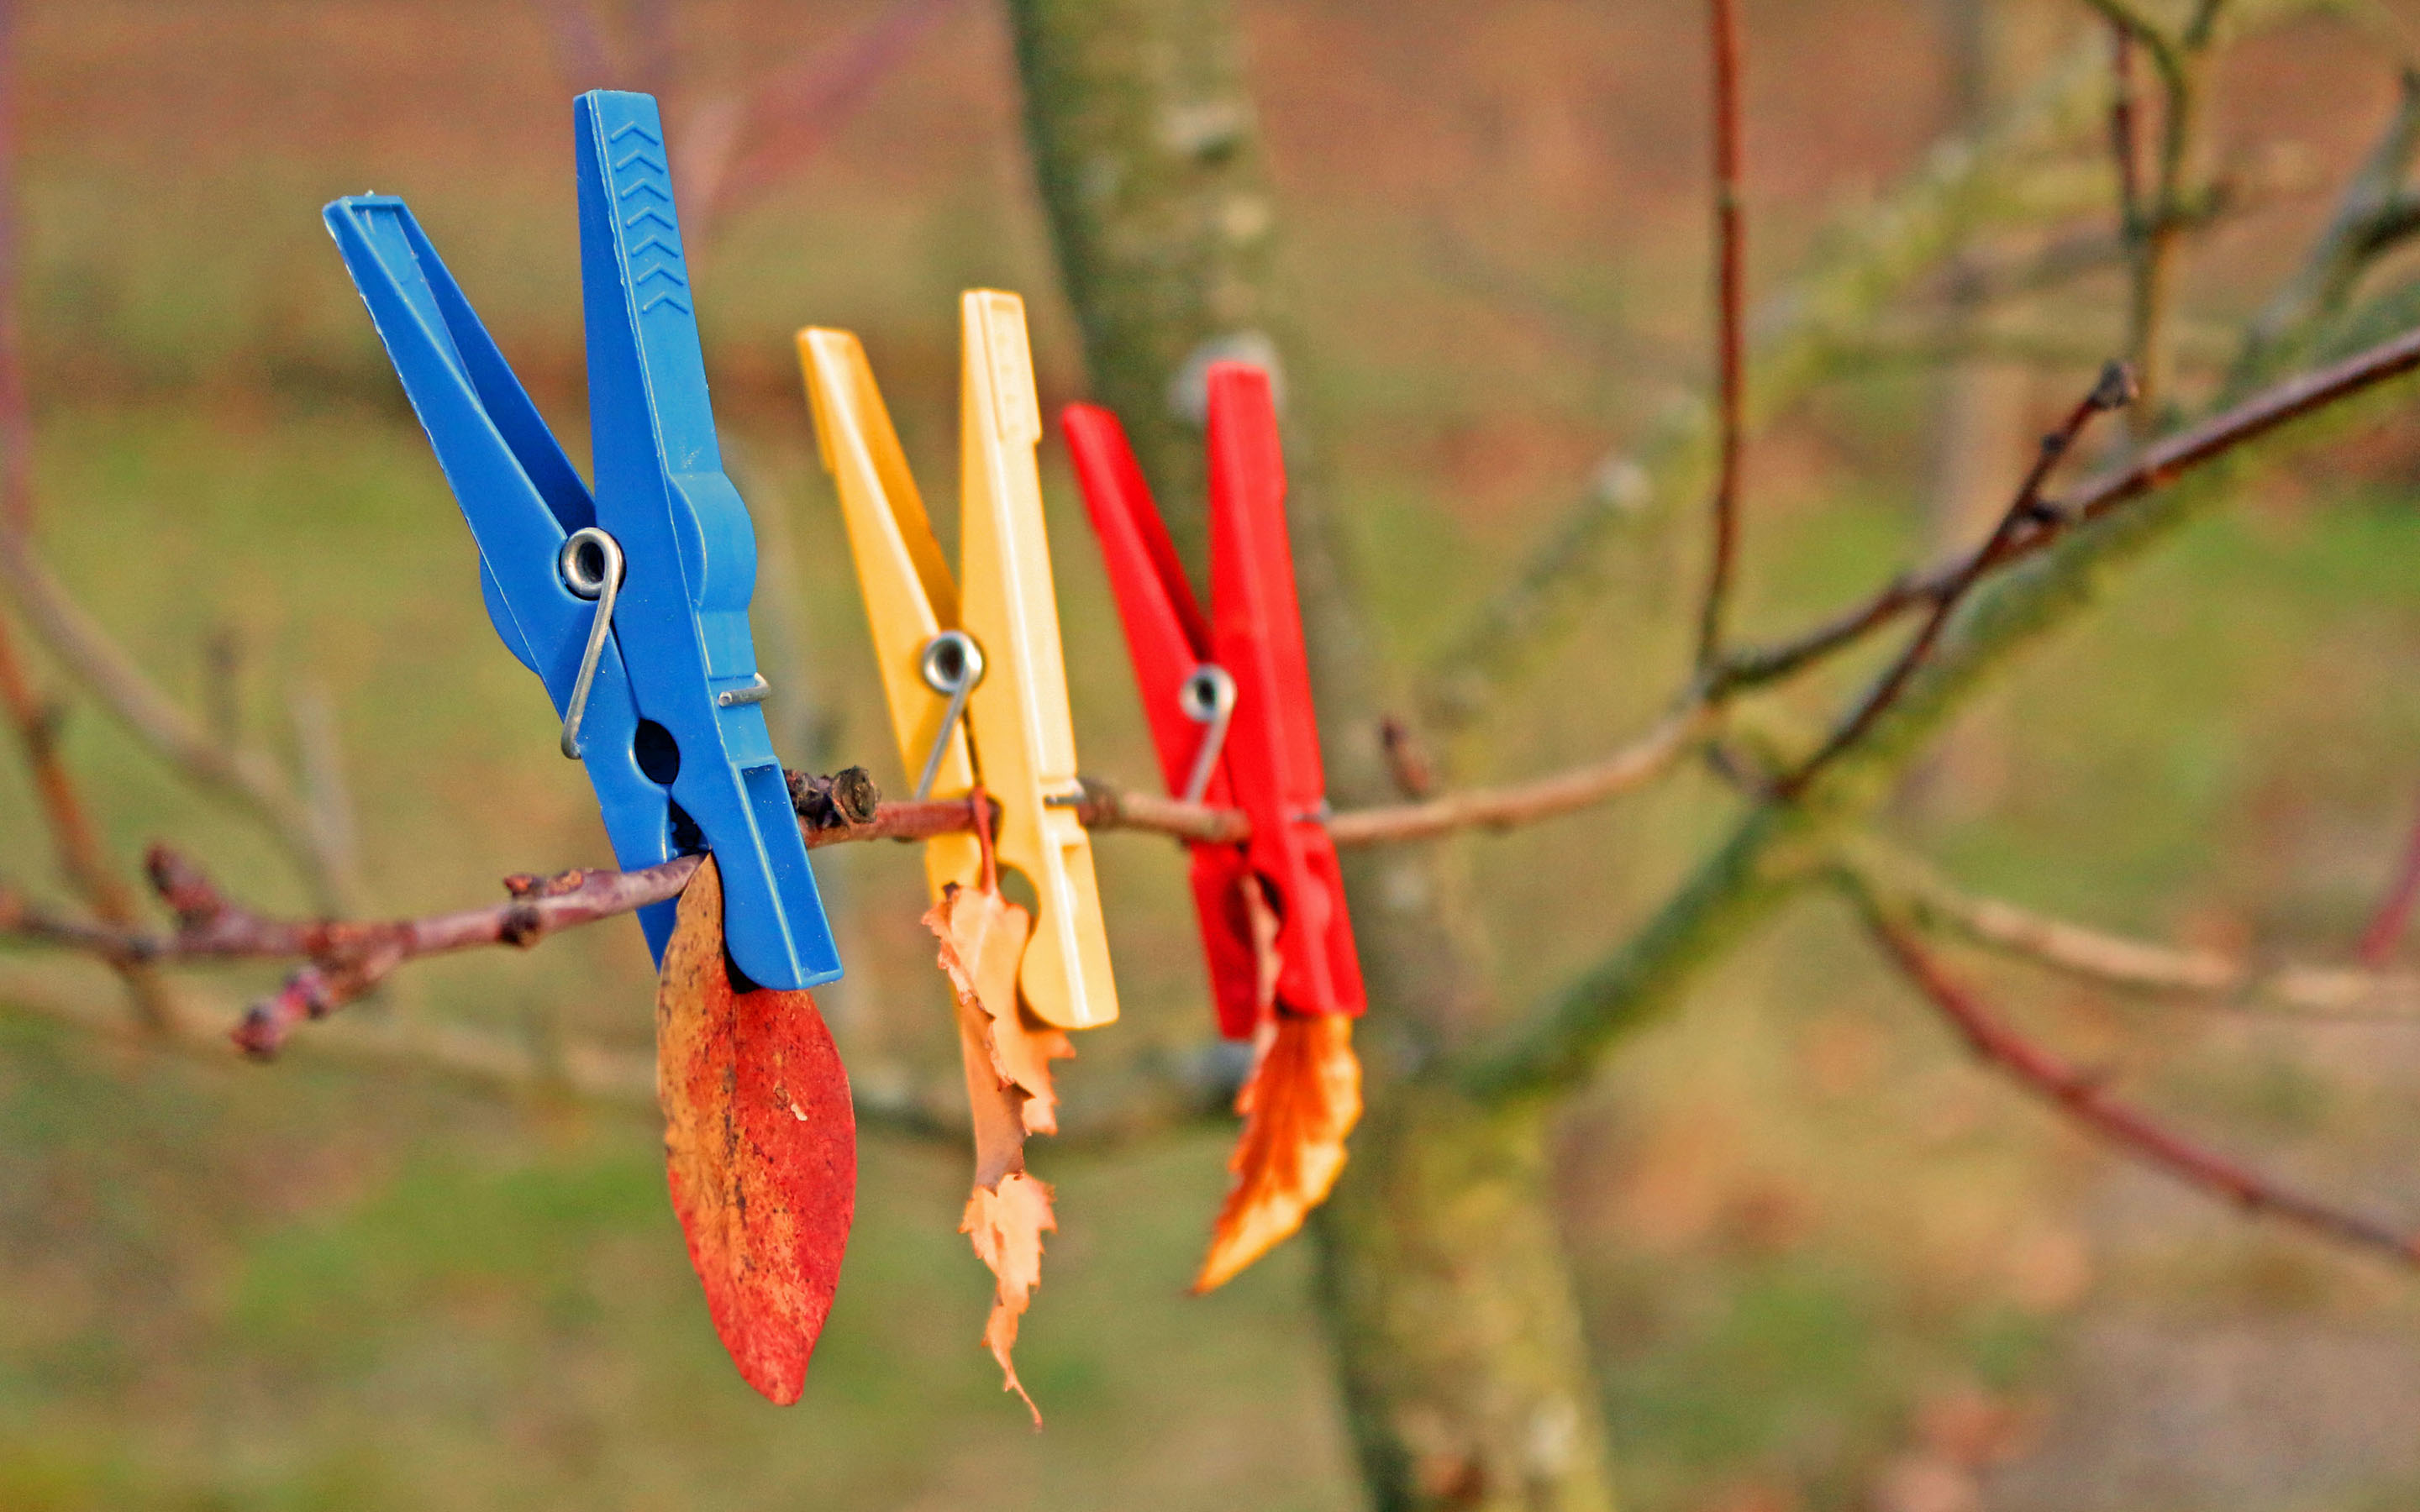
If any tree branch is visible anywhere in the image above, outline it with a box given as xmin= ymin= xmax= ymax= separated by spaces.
xmin=1418 ymin=37 xmax=2112 ymax=734
xmin=1465 ymin=322 xmax=2420 ymax=1109
xmin=1839 ymin=836 xmax=2420 ymax=1018
xmin=2082 ymin=0 xmax=2212 ymax=422
xmin=2357 ymin=782 xmax=2420 ymax=968
xmin=0 ymin=541 xmax=352 ymax=907
xmin=0 ymin=700 xmax=1712 ymax=1056
xmin=1716 ymin=320 xmax=2420 ymax=695
xmin=1697 ymin=0 xmax=1747 ymax=669
xmin=0 ymin=962 xmax=1239 ymax=1149
xmin=0 ymin=4 xmax=345 ymax=911
xmin=676 ymin=0 xmax=960 ymax=241
xmin=0 ymin=616 xmax=176 ymax=1029
xmin=1776 ymin=360 xmax=2134 ymax=794
xmin=1870 ymin=918 xmax=2420 ymax=1267
xmin=1323 ymin=696 xmax=1716 ymax=845
xmin=2239 ymin=66 xmax=2420 ymax=378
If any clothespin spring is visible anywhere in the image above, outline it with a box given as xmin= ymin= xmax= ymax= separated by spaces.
xmin=914 ymin=630 xmax=986 ymax=801
xmin=1178 ymin=665 xmax=1238 ymax=805
xmin=557 ymin=526 xmax=625 ymax=760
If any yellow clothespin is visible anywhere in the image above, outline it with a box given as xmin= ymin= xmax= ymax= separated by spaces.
xmin=800 ymin=291 xmax=1119 ymax=1031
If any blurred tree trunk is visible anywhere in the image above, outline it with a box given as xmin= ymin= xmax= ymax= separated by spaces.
xmin=1005 ymin=1 xmax=1619 ymax=1506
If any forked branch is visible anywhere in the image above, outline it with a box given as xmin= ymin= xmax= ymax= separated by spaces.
xmin=1716 ymin=320 xmax=2420 ymax=695
xmin=1871 ymin=920 xmax=2420 ymax=1268
xmin=1839 ymin=837 xmax=2420 ymax=1019
xmin=1777 ymin=360 xmax=2135 ymax=794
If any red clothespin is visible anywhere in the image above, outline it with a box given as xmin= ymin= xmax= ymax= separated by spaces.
xmin=1065 ymin=362 xmax=1365 ymax=1037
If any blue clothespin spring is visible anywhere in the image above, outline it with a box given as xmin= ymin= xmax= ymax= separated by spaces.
xmin=324 ymin=90 xmax=841 ymax=991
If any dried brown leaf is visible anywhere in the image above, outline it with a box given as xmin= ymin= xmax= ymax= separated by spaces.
xmin=929 ymin=881 xmax=1072 ymax=1135
xmin=926 ymin=878 xmax=1063 ymax=1423
xmin=961 ymin=1171 xmax=1055 ymax=1426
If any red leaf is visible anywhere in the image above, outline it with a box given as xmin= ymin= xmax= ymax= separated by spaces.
xmin=657 ymin=856 xmax=857 ymax=1404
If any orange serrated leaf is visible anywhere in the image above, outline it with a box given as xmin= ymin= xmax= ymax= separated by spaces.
xmin=1193 ymin=1011 xmax=1361 ymax=1293
xmin=926 ymin=873 xmax=1062 ymax=1425
xmin=929 ymin=881 xmax=1073 ymax=1136
xmin=656 ymin=856 xmax=856 ymax=1404
xmin=962 ymin=1171 xmax=1055 ymax=1426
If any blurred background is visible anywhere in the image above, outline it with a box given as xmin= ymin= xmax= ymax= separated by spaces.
xmin=3 ymin=0 xmax=2420 ymax=1507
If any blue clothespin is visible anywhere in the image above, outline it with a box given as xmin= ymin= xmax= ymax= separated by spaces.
xmin=324 ymin=91 xmax=840 ymax=990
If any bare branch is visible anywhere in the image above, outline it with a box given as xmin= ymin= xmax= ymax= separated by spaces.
xmin=1718 ymin=319 xmax=2420 ymax=694
xmin=2240 ymin=67 xmax=2420 ymax=376
xmin=1325 ymin=698 xmax=1716 ymax=846
xmin=1871 ymin=919 xmax=2420 ymax=1267
xmin=0 ymin=703 xmax=1715 ymax=1057
xmin=680 ymin=0 xmax=960 ymax=239
xmin=1840 ymin=837 xmax=2420 ymax=1018
xmin=0 ymin=543 xmax=347 ymax=906
xmin=0 ymin=617 xmax=176 ymax=1029
xmin=2108 ymin=21 xmax=2145 ymax=236
xmin=0 ymin=8 xmax=344 ymax=910
xmin=1467 ymin=320 xmax=2420 ymax=1111
xmin=1696 ymin=0 xmax=1748 ymax=669
xmin=1418 ymin=37 xmax=2113 ymax=734
xmin=2358 ymin=783 xmax=2420 ymax=968
xmin=0 ymin=963 xmax=1237 ymax=1149
xmin=1777 ymin=360 xmax=2133 ymax=794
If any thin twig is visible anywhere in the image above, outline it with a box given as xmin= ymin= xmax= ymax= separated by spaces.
xmin=1326 ymin=698 xmax=1716 ymax=846
xmin=0 ymin=544 xmax=345 ymax=903
xmin=0 ymin=963 xmax=1237 ymax=1149
xmin=0 ymin=706 xmax=1712 ymax=1053
xmin=2359 ymin=783 xmax=2420 ymax=968
xmin=2082 ymin=0 xmax=2204 ymax=423
xmin=1415 ymin=37 xmax=2114 ymax=733
xmin=1718 ymin=319 xmax=2420 ymax=694
xmin=680 ymin=0 xmax=960 ymax=241
xmin=2108 ymin=22 xmax=2144 ymax=239
xmin=1778 ymin=360 xmax=2134 ymax=795
xmin=0 ymin=620 xmax=176 ymax=1029
xmin=1872 ymin=920 xmax=2420 ymax=1267
xmin=0 ymin=5 xmax=343 ymax=910
xmin=2240 ymin=67 xmax=2420 ymax=379
xmin=1839 ymin=837 xmax=2420 ymax=1019
xmin=1697 ymin=0 xmax=1747 ymax=670
xmin=0 ymin=3 xmax=171 ymax=1029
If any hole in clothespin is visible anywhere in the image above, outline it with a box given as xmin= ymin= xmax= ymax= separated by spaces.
xmin=635 ymin=720 xmax=681 ymax=785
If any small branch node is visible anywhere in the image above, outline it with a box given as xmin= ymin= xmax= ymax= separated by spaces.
xmin=1379 ymin=717 xmax=1438 ymax=800
xmin=789 ymin=764 xmax=883 ymax=829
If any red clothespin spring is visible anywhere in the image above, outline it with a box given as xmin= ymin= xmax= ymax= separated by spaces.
xmin=1065 ymin=363 xmax=1365 ymax=1037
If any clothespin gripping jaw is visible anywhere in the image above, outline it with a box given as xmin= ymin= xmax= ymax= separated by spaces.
xmin=323 ymin=192 xmax=678 ymax=961
xmin=1061 ymin=402 xmax=1264 ymax=1037
xmin=576 ymin=89 xmax=839 ymax=992
xmin=1205 ymin=361 xmax=1365 ymax=1020
xmin=955 ymin=291 xmax=1119 ymax=1031
xmin=800 ymin=297 xmax=1119 ymax=1030
xmin=797 ymin=325 xmax=981 ymax=900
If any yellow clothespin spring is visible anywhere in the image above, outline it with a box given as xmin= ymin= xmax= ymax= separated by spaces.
xmin=800 ymin=291 xmax=1119 ymax=1032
